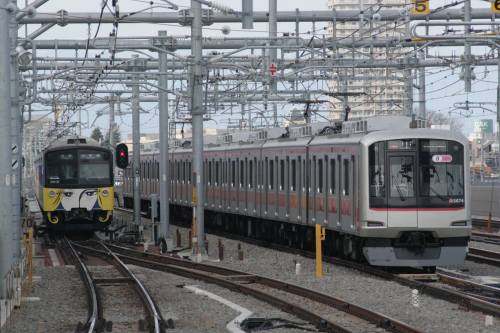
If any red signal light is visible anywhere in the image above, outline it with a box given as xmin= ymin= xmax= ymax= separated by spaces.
xmin=119 ymin=151 xmax=125 ymax=157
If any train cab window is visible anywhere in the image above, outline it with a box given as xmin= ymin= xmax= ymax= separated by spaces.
xmin=389 ymin=156 xmax=414 ymax=199
xmin=280 ymin=160 xmax=285 ymax=191
xmin=343 ymin=159 xmax=349 ymax=196
xmin=330 ymin=159 xmax=336 ymax=195
xmin=318 ymin=159 xmax=323 ymax=193
xmin=419 ymin=140 xmax=464 ymax=207
xmin=291 ymin=159 xmax=296 ymax=192
xmin=369 ymin=142 xmax=385 ymax=199
xmin=269 ymin=159 xmax=274 ymax=190
xmin=45 ymin=151 xmax=78 ymax=186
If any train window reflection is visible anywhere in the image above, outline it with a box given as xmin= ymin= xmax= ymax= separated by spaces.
xmin=419 ymin=140 xmax=464 ymax=200
xmin=46 ymin=151 xmax=78 ymax=186
xmin=79 ymin=150 xmax=112 ymax=186
xmin=389 ymin=156 xmax=414 ymax=200
xmin=369 ymin=142 xmax=385 ymax=198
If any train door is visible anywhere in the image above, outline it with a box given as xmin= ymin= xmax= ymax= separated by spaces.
xmin=248 ymin=157 xmax=257 ymax=216
xmin=269 ymin=157 xmax=278 ymax=218
xmin=327 ymin=156 xmax=337 ymax=227
xmin=263 ymin=157 xmax=269 ymax=217
xmin=340 ymin=156 xmax=354 ymax=231
xmin=308 ymin=157 xmax=316 ymax=225
xmin=230 ymin=159 xmax=237 ymax=212
xmin=316 ymin=155 xmax=327 ymax=224
xmin=289 ymin=157 xmax=299 ymax=223
xmin=256 ymin=157 xmax=262 ymax=218
xmin=386 ymin=153 xmax=417 ymax=228
xmin=238 ymin=158 xmax=246 ymax=213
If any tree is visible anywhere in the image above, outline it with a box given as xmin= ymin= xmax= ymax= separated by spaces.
xmin=90 ymin=127 xmax=104 ymax=143
xmin=426 ymin=110 xmax=464 ymax=133
xmin=103 ymin=125 xmax=122 ymax=147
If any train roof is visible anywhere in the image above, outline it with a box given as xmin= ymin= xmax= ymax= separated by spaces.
xmin=138 ymin=116 xmax=468 ymax=155
xmin=44 ymin=137 xmax=108 ymax=153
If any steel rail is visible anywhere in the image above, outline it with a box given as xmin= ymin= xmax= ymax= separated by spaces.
xmin=74 ymin=242 xmax=355 ymax=333
xmin=468 ymin=247 xmax=500 ymax=267
xmin=436 ymin=269 xmax=500 ymax=303
xmin=83 ymin=242 xmax=424 ymax=333
xmin=62 ymin=237 xmax=100 ymax=333
xmin=93 ymin=241 xmax=170 ymax=333
xmin=114 ymin=208 xmax=500 ymax=317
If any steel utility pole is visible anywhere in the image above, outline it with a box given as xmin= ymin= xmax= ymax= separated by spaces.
xmin=418 ymin=49 xmax=426 ymax=119
xmin=464 ymin=0 xmax=472 ymax=92
xmin=9 ymin=0 xmax=21 ymax=261
xmin=269 ymin=0 xmax=278 ymax=127
xmin=127 ymin=55 xmax=147 ymax=230
xmin=0 ymin=0 xmax=13 ymax=300
xmin=109 ymin=93 xmax=115 ymax=151
xmin=191 ymin=0 xmax=206 ymax=257
xmin=157 ymin=30 xmax=172 ymax=249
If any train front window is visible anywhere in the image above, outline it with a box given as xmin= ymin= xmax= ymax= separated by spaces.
xmin=419 ymin=140 xmax=464 ymax=207
xmin=389 ymin=156 xmax=415 ymax=200
xmin=79 ymin=150 xmax=112 ymax=186
xmin=368 ymin=139 xmax=465 ymax=209
xmin=46 ymin=151 xmax=78 ymax=186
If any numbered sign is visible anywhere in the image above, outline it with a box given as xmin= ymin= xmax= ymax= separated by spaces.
xmin=492 ymin=0 xmax=500 ymax=13
xmin=411 ymin=0 xmax=430 ymax=15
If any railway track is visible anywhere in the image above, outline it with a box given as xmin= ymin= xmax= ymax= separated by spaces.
xmin=113 ymin=208 xmax=500 ymax=317
xmin=73 ymin=240 xmax=424 ymax=333
xmin=62 ymin=237 xmax=173 ymax=333
xmin=467 ymin=246 xmax=500 ymax=267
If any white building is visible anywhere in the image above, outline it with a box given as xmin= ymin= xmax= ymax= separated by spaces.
xmin=327 ymin=0 xmax=409 ymax=119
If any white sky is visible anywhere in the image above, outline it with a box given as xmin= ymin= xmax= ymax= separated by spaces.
xmin=22 ymin=0 xmax=499 ymax=138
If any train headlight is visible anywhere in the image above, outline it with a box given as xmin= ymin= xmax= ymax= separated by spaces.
xmin=63 ymin=192 xmax=73 ymax=197
xmin=48 ymin=190 xmax=56 ymax=198
xmin=101 ymin=189 xmax=109 ymax=197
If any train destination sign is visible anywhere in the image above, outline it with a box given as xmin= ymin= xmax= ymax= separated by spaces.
xmin=432 ymin=154 xmax=453 ymax=163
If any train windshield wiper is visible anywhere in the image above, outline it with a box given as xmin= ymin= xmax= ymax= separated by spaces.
xmin=430 ymin=186 xmax=447 ymax=201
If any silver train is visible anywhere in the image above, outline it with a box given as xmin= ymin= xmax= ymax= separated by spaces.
xmin=121 ymin=117 xmax=470 ymax=269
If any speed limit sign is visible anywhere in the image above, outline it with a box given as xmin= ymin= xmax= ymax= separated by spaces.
xmin=411 ymin=0 xmax=430 ymax=15
xmin=492 ymin=0 xmax=500 ymax=13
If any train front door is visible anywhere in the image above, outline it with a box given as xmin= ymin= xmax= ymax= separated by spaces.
xmin=386 ymin=153 xmax=417 ymax=228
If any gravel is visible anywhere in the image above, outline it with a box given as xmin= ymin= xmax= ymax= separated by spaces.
xmin=4 ymin=254 xmax=319 ymax=332
xmin=171 ymin=225 xmax=500 ymax=333
xmin=2 ymin=266 xmax=87 ymax=333
xmin=129 ymin=265 xmax=320 ymax=333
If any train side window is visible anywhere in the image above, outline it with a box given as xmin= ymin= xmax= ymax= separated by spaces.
xmin=183 ymin=161 xmax=186 ymax=183
xmin=269 ymin=159 xmax=274 ymax=190
xmin=209 ymin=161 xmax=213 ymax=185
xmin=280 ymin=159 xmax=285 ymax=191
xmin=330 ymin=159 xmax=336 ymax=195
xmin=188 ymin=161 xmax=191 ymax=184
xmin=231 ymin=160 xmax=236 ymax=187
xmin=249 ymin=160 xmax=253 ymax=188
xmin=318 ymin=158 xmax=323 ymax=193
xmin=343 ymin=159 xmax=350 ymax=196
xmin=223 ymin=160 xmax=227 ymax=186
xmin=215 ymin=161 xmax=220 ymax=186
xmin=291 ymin=159 xmax=296 ymax=192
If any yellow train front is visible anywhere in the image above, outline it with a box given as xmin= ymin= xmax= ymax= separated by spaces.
xmin=34 ymin=138 xmax=114 ymax=232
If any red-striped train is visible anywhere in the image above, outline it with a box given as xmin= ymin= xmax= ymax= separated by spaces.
xmin=121 ymin=116 xmax=470 ymax=270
